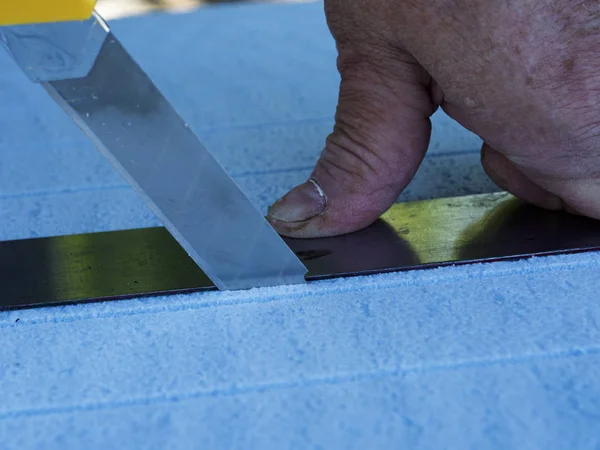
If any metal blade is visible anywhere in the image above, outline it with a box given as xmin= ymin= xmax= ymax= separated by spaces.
xmin=2 ymin=192 xmax=600 ymax=311
xmin=0 ymin=14 xmax=307 ymax=290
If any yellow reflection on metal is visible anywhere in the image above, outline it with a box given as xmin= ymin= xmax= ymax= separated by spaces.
xmin=380 ymin=191 xmax=516 ymax=263
xmin=0 ymin=0 xmax=96 ymax=26
xmin=45 ymin=228 xmax=193 ymax=300
xmin=45 ymin=232 xmax=101 ymax=299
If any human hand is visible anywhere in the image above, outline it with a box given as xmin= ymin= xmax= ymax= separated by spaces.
xmin=266 ymin=0 xmax=600 ymax=238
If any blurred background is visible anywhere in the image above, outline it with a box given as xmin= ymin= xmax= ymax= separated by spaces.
xmin=96 ymin=0 xmax=310 ymax=19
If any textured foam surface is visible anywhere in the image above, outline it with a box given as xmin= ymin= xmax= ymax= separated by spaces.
xmin=1 ymin=2 xmax=600 ymax=448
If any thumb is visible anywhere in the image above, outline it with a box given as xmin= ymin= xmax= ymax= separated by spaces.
xmin=267 ymin=48 xmax=436 ymax=238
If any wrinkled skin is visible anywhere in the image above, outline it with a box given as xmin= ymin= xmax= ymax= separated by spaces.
xmin=267 ymin=0 xmax=600 ymax=238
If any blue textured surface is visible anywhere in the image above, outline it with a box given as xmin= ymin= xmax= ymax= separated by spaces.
xmin=1 ymin=2 xmax=600 ymax=448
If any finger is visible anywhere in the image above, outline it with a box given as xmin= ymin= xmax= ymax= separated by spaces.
xmin=480 ymin=142 xmax=564 ymax=210
xmin=267 ymin=47 xmax=436 ymax=238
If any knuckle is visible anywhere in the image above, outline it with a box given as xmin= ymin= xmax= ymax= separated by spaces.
xmin=318 ymin=124 xmax=395 ymax=194
xmin=321 ymin=132 xmax=378 ymax=183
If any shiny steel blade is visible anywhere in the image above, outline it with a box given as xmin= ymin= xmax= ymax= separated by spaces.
xmin=0 ymin=14 xmax=307 ymax=290
xmin=2 ymin=192 xmax=600 ymax=311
